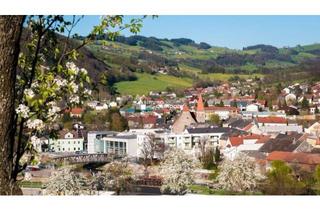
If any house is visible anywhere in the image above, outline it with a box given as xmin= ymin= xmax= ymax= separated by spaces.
xmin=171 ymin=105 xmax=197 ymax=134
xmin=223 ymin=134 xmax=270 ymax=159
xmin=50 ymin=130 xmax=84 ymax=153
xmin=241 ymin=111 xmax=286 ymax=119
xmin=305 ymin=122 xmax=320 ymax=135
xmin=66 ymin=107 xmax=84 ymax=118
xmin=204 ymin=106 xmax=239 ymax=121
xmin=259 ymin=132 xmax=304 ymax=154
xmin=127 ymin=114 xmax=158 ymax=129
xmin=266 ymin=151 xmax=320 ymax=171
xmin=251 ymin=117 xmax=303 ymax=134
xmin=246 ymin=104 xmax=259 ymax=112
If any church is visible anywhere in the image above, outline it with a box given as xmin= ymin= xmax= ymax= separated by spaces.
xmin=172 ymin=94 xmax=206 ymax=134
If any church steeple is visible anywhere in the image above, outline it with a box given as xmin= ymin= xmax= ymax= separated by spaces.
xmin=196 ymin=94 xmax=205 ymax=123
xmin=197 ymin=94 xmax=204 ymax=111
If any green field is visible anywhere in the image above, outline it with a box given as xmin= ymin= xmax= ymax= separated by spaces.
xmin=199 ymin=73 xmax=264 ymax=81
xmin=115 ymin=73 xmax=193 ymax=95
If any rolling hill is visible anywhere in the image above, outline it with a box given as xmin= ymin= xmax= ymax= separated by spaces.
xmin=77 ymin=35 xmax=320 ymax=95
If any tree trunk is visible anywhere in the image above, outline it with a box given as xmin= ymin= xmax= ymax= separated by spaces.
xmin=0 ymin=15 xmax=25 ymax=195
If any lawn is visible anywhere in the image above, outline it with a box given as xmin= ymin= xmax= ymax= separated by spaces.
xmin=19 ymin=181 xmax=44 ymax=189
xmin=115 ymin=73 xmax=193 ymax=95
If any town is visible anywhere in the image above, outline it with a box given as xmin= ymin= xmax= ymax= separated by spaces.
xmin=24 ymin=77 xmax=320 ymax=195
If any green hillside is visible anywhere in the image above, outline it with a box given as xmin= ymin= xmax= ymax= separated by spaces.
xmin=115 ymin=73 xmax=192 ymax=95
xmin=83 ymin=35 xmax=320 ymax=95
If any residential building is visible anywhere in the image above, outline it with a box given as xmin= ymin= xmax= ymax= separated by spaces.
xmin=50 ymin=130 xmax=84 ymax=153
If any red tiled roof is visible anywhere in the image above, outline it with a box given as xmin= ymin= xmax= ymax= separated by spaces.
xmin=267 ymin=151 xmax=320 ymax=165
xmin=229 ymin=136 xmax=244 ymax=146
xmin=229 ymin=134 xmax=270 ymax=147
xmin=256 ymin=117 xmax=287 ymax=124
xmin=65 ymin=107 xmax=83 ymax=115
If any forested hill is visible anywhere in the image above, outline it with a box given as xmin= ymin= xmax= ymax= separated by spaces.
xmin=57 ymin=34 xmax=320 ymax=95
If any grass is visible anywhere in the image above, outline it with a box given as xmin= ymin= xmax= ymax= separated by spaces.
xmin=115 ymin=73 xmax=193 ymax=95
xmin=188 ymin=184 xmax=263 ymax=195
xmin=19 ymin=181 xmax=44 ymax=189
xmin=199 ymin=73 xmax=264 ymax=81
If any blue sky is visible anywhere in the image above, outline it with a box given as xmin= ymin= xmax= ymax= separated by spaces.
xmin=69 ymin=16 xmax=320 ymax=49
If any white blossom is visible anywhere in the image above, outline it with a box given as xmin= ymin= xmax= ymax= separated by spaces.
xmin=83 ymin=88 xmax=92 ymax=95
xmin=66 ymin=62 xmax=79 ymax=75
xmin=31 ymin=81 xmax=39 ymax=88
xmin=45 ymin=168 xmax=90 ymax=195
xmin=15 ymin=104 xmax=30 ymax=118
xmin=70 ymin=81 xmax=79 ymax=93
xmin=216 ymin=152 xmax=265 ymax=193
xmin=69 ymin=95 xmax=80 ymax=104
xmin=30 ymin=135 xmax=40 ymax=142
xmin=24 ymin=88 xmax=35 ymax=98
xmin=159 ymin=148 xmax=199 ymax=195
xmin=54 ymin=78 xmax=67 ymax=88
xmin=80 ymin=68 xmax=87 ymax=75
xmin=48 ymin=104 xmax=61 ymax=120
xmin=26 ymin=119 xmax=45 ymax=131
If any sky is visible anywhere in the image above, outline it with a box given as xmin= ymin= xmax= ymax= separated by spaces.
xmin=69 ymin=15 xmax=320 ymax=49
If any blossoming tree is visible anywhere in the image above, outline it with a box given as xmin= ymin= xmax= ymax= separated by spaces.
xmin=216 ymin=152 xmax=265 ymax=193
xmin=0 ymin=15 xmax=147 ymax=195
xmin=45 ymin=168 xmax=90 ymax=195
xmin=159 ymin=148 xmax=199 ymax=195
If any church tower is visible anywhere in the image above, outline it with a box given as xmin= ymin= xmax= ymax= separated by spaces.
xmin=196 ymin=94 xmax=206 ymax=123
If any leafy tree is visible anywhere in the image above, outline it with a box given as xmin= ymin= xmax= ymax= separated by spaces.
xmin=313 ymin=165 xmax=320 ymax=194
xmin=214 ymin=146 xmax=221 ymax=163
xmin=201 ymin=148 xmax=216 ymax=170
xmin=217 ymin=100 xmax=224 ymax=107
xmin=204 ymin=100 xmax=209 ymax=107
xmin=208 ymin=114 xmax=220 ymax=125
xmin=108 ymin=109 xmax=128 ymax=131
xmin=216 ymin=153 xmax=264 ymax=193
xmin=315 ymin=106 xmax=319 ymax=114
xmin=301 ymin=97 xmax=310 ymax=110
xmin=159 ymin=148 xmax=199 ymax=195
xmin=263 ymin=160 xmax=306 ymax=195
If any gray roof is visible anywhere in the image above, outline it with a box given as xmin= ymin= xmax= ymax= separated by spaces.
xmin=186 ymin=127 xmax=247 ymax=135
xmin=105 ymin=134 xmax=137 ymax=140
xmin=259 ymin=133 xmax=303 ymax=153
xmin=228 ymin=119 xmax=252 ymax=129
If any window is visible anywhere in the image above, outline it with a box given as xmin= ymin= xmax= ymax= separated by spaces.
xmin=68 ymin=141 xmax=70 ymax=144
xmin=74 ymin=148 xmax=76 ymax=151
xmin=62 ymin=148 xmax=65 ymax=151
xmin=78 ymin=147 xmax=80 ymax=150
xmin=78 ymin=141 xmax=80 ymax=144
